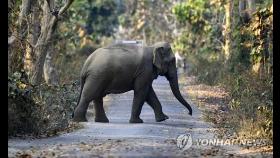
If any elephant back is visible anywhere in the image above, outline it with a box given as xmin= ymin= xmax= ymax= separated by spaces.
xmin=104 ymin=41 xmax=144 ymax=54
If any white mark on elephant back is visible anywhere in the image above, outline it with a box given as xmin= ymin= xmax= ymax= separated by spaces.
xmin=105 ymin=40 xmax=145 ymax=55
xmin=115 ymin=40 xmax=144 ymax=46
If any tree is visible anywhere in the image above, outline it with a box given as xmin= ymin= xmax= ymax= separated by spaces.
xmin=247 ymin=0 xmax=256 ymax=18
xmin=238 ymin=0 xmax=256 ymax=23
xmin=8 ymin=0 xmax=74 ymax=85
xmin=43 ymin=39 xmax=59 ymax=85
xmin=116 ymin=0 xmax=176 ymax=45
xmin=8 ymin=0 xmax=32 ymax=74
xmin=223 ymin=0 xmax=233 ymax=61
xmin=239 ymin=0 xmax=247 ymax=22
xmin=30 ymin=0 xmax=57 ymax=84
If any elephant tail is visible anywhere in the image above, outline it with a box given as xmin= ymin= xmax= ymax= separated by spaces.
xmin=72 ymin=75 xmax=86 ymax=118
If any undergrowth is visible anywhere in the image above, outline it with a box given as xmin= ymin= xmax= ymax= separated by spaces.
xmin=187 ymin=57 xmax=272 ymax=144
xmin=8 ymin=70 xmax=81 ymax=137
xmin=183 ymin=5 xmax=273 ymax=145
xmin=222 ymin=71 xmax=272 ymax=142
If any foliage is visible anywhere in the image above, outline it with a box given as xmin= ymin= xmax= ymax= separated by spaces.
xmin=172 ymin=0 xmax=211 ymax=33
xmin=172 ymin=0 xmax=224 ymax=55
xmin=186 ymin=54 xmax=224 ymax=85
xmin=171 ymin=0 xmax=273 ymax=144
xmin=245 ymin=7 xmax=272 ymax=74
xmin=223 ymin=71 xmax=272 ymax=141
xmin=223 ymin=6 xmax=273 ymax=142
xmin=8 ymin=1 xmax=25 ymax=74
xmin=8 ymin=0 xmax=273 ymax=144
xmin=8 ymin=0 xmax=21 ymax=35
xmin=61 ymin=0 xmax=120 ymax=51
xmin=227 ymin=4 xmax=273 ymax=75
xmin=55 ymin=49 xmax=89 ymax=83
xmin=115 ymin=0 xmax=176 ymax=45
xmin=172 ymin=0 xmax=211 ymax=55
xmin=8 ymin=71 xmax=80 ymax=136
xmin=54 ymin=0 xmax=121 ymax=83
xmin=172 ymin=0 xmax=224 ymax=84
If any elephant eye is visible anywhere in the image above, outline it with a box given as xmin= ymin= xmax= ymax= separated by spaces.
xmin=158 ymin=47 xmax=164 ymax=55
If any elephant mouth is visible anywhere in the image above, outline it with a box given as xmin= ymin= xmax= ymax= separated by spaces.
xmin=156 ymin=70 xmax=165 ymax=76
xmin=157 ymin=67 xmax=169 ymax=76
xmin=164 ymin=72 xmax=173 ymax=81
xmin=165 ymin=74 xmax=171 ymax=81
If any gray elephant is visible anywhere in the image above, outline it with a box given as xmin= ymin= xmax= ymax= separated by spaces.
xmin=72 ymin=41 xmax=192 ymax=123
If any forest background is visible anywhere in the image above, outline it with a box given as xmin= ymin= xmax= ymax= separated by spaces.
xmin=8 ymin=0 xmax=273 ymax=145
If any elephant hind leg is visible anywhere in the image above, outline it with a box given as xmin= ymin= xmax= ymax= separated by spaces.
xmin=73 ymin=98 xmax=90 ymax=122
xmin=94 ymin=98 xmax=109 ymax=123
xmin=73 ymin=79 xmax=104 ymax=122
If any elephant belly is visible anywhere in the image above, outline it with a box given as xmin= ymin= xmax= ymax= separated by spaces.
xmin=105 ymin=77 xmax=134 ymax=94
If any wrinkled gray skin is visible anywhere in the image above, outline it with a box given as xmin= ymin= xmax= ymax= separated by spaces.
xmin=73 ymin=42 xmax=192 ymax=123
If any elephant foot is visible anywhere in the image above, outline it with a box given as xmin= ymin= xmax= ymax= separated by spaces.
xmin=95 ymin=116 xmax=109 ymax=123
xmin=73 ymin=115 xmax=88 ymax=122
xmin=156 ymin=113 xmax=169 ymax=122
xmin=129 ymin=117 xmax=143 ymax=123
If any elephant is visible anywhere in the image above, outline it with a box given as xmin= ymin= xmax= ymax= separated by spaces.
xmin=72 ymin=41 xmax=192 ymax=123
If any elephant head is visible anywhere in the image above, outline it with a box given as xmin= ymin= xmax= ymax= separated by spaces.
xmin=153 ymin=42 xmax=192 ymax=115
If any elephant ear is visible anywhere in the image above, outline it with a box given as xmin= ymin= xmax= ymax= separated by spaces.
xmin=153 ymin=46 xmax=164 ymax=70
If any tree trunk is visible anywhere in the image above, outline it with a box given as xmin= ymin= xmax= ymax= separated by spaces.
xmin=268 ymin=5 xmax=273 ymax=76
xmin=8 ymin=0 xmax=32 ymax=74
xmin=30 ymin=0 xmax=73 ymax=85
xmin=30 ymin=1 xmax=58 ymax=85
xmin=246 ymin=0 xmax=256 ymax=18
xmin=238 ymin=0 xmax=246 ymax=18
xmin=252 ymin=4 xmax=271 ymax=78
xmin=24 ymin=0 xmax=41 ymax=77
xmin=8 ymin=0 xmax=32 ymax=45
xmin=43 ymin=42 xmax=59 ymax=85
xmin=224 ymin=0 xmax=233 ymax=61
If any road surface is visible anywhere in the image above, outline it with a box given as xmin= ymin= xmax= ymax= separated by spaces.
xmin=8 ymin=72 xmax=270 ymax=157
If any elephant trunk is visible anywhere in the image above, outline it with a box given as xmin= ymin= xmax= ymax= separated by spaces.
xmin=168 ymin=73 xmax=192 ymax=116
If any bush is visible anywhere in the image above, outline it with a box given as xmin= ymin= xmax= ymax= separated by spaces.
xmin=8 ymin=71 xmax=80 ymax=137
xmin=185 ymin=47 xmax=272 ymax=143
xmin=222 ymin=71 xmax=272 ymax=141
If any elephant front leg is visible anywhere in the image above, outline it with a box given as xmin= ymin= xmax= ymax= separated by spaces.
xmin=129 ymin=88 xmax=149 ymax=123
xmin=94 ymin=98 xmax=109 ymax=123
xmin=146 ymin=86 xmax=169 ymax=122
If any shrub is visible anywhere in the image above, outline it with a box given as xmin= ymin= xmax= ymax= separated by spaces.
xmin=222 ymin=71 xmax=272 ymax=141
xmin=8 ymin=71 xmax=80 ymax=137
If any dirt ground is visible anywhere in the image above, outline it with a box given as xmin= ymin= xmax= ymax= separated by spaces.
xmin=8 ymin=70 xmax=272 ymax=157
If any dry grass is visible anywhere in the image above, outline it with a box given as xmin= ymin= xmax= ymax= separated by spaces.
xmin=179 ymin=73 xmax=273 ymax=153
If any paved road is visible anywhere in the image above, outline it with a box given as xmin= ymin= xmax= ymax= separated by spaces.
xmin=8 ymin=73 xmax=247 ymax=157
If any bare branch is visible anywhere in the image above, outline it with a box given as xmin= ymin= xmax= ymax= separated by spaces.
xmin=58 ymin=0 xmax=74 ymax=16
